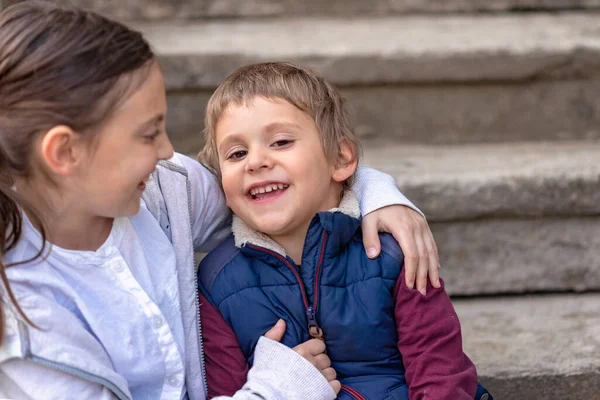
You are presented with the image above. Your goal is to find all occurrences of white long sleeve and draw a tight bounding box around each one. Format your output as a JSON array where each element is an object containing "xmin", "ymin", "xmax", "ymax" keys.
[{"xmin": 353, "ymin": 166, "xmax": 424, "ymax": 218}]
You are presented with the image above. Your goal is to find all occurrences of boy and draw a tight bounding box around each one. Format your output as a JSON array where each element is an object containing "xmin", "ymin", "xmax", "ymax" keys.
[{"xmin": 198, "ymin": 62, "xmax": 492, "ymax": 400}]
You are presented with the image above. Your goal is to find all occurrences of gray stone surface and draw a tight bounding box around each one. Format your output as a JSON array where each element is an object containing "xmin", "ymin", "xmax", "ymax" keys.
[
  {"xmin": 165, "ymin": 79, "xmax": 600, "ymax": 150},
  {"xmin": 342, "ymin": 80, "xmax": 600, "ymax": 144},
  {"xmin": 360, "ymin": 141, "xmax": 600, "ymax": 220},
  {"xmin": 140, "ymin": 13, "xmax": 600, "ymax": 87},
  {"xmin": 434, "ymin": 217, "xmax": 600, "ymax": 295},
  {"xmin": 456, "ymin": 293, "xmax": 600, "ymax": 399},
  {"xmin": 42, "ymin": 0, "xmax": 600, "ymax": 20},
  {"xmin": 147, "ymin": 13, "xmax": 600, "ymax": 145}
]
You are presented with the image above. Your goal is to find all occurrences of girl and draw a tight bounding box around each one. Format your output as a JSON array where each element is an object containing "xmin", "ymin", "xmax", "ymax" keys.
[{"xmin": 0, "ymin": 2, "xmax": 439, "ymax": 399}]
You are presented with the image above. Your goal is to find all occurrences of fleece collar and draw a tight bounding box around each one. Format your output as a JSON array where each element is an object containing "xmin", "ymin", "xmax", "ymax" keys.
[{"xmin": 232, "ymin": 190, "xmax": 360, "ymax": 258}]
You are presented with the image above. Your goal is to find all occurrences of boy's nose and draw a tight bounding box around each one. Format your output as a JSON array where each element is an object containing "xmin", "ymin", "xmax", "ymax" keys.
[{"xmin": 245, "ymin": 148, "xmax": 272, "ymax": 173}]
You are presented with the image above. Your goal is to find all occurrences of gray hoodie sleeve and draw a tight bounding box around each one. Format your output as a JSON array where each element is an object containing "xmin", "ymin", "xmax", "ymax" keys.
[{"xmin": 214, "ymin": 337, "xmax": 336, "ymax": 400}]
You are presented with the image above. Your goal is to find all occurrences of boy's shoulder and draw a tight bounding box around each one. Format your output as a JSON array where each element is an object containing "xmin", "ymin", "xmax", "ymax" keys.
[
  {"xmin": 198, "ymin": 234, "xmax": 240, "ymax": 294},
  {"xmin": 351, "ymin": 230, "xmax": 404, "ymax": 267},
  {"xmin": 378, "ymin": 232, "xmax": 405, "ymax": 266}
]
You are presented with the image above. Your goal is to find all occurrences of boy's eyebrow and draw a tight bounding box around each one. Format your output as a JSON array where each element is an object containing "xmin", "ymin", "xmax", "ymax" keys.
[
  {"xmin": 217, "ymin": 121, "xmax": 302, "ymax": 153},
  {"xmin": 135, "ymin": 114, "xmax": 164, "ymax": 134},
  {"xmin": 264, "ymin": 121, "xmax": 303, "ymax": 134},
  {"xmin": 218, "ymin": 133, "xmax": 244, "ymax": 154}
]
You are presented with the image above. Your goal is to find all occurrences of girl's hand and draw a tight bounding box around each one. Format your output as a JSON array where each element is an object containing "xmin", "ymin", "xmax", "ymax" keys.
[
  {"xmin": 361, "ymin": 205, "xmax": 441, "ymax": 295},
  {"xmin": 265, "ymin": 320, "xmax": 341, "ymax": 395}
]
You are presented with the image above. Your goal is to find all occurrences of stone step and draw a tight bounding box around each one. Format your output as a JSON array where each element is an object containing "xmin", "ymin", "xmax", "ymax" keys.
[
  {"xmin": 132, "ymin": 13, "xmax": 600, "ymax": 149},
  {"xmin": 361, "ymin": 141, "xmax": 600, "ymax": 221},
  {"xmin": 359, "ymin": 141, "xmax": 600, "ymax": 295},
  {"xmin": 40, "ymin": 0, "xmax": 600, "ymax": 20},
  {"xmin": 455, "ymin": 293, "xmax": 600, "ymax": 399}
]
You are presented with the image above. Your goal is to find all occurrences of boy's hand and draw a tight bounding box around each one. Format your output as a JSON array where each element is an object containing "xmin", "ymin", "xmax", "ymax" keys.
[
  {"xmin": 264, "ymin": 319, "xmax": 341, "ymax": 395},
  {"xmin": 361, "ymin": 205, "xmax": 441, "ymax": 295}
]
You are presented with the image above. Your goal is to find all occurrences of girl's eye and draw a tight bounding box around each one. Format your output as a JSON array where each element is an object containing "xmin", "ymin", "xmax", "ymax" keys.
[
  {"xmin": 144, "ymin": 130, "xmax": 161, "ymax": 141},
  {"xmin": 228, "ymin": 150, "xmax": 247, "ymax": 160},
  {"xmin": 272, "ymin": 139, "xmax": 293, "ymax": 147}
]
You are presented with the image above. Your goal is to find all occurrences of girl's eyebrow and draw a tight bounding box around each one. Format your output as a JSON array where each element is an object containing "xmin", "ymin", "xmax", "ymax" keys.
[{"xmin": 135, "ymin": 114, "xmax": 164, "ymax": 134}]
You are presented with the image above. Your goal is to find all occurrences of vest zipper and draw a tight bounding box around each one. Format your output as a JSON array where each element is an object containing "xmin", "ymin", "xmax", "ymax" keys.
[
  {"xmin": 341, "ymin": 384, "xmax": 367, "ymax": 400},
  {"xmin": 310, "ymin": 231, "xmax": 328, "ymax": 339},
  {"xmin": 247, "ymin": 230, "xmax": 328, "ymax": 340}
]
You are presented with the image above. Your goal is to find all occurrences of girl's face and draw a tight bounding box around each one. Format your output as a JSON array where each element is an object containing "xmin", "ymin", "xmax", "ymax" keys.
[{"xmin": 71, "ymin": 63, "xmax": 174, "ymax": 219}]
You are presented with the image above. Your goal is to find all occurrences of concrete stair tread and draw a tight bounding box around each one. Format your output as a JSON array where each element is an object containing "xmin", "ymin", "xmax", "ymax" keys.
[
  {"xmin": 456, "ymin": 293, "xmax": 600, "ymax": 398},
  {"xmin": 360, "ymin": 140, "xmax": 600, "ymax": 221},
  {"xmin": 137, "ymin": 12, "xmax": 600, "ymax": 89}
]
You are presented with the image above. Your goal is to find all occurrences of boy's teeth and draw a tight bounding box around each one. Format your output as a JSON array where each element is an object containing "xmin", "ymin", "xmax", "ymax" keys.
[{"xmin": 250, "ymin": 183, "xmax": 289, "ymax": 196}]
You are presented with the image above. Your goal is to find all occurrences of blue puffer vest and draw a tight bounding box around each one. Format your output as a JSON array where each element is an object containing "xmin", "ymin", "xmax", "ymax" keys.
[{"xmin": 199, "ymin": 197, "xmax": 492, "ymax": 400}]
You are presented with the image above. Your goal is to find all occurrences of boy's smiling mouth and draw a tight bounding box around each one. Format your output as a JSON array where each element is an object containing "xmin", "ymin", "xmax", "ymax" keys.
[{"xmin": 247, "ymin": 182, "xmax": 289, "ymax": 200}]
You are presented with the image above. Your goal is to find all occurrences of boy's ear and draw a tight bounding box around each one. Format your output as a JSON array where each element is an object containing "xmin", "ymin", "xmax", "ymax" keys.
[
  {"xmin": 331, "ymin": 139, "xmax": 358, "ymax": 183},
  {"xmin": 40, "ymin": 125, "xmax": 84, "ymax": 176}
]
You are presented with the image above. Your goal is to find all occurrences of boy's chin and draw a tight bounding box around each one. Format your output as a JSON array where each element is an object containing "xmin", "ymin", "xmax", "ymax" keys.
[{"xmin": 252, "ymin": 220, "xmax": 294, "ymax": 237}]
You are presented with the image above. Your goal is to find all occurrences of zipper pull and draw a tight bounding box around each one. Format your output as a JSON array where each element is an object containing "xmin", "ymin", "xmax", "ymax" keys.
[{"xmin": 306, "ymin": 306, "xmax": 324, "ymax": 340}]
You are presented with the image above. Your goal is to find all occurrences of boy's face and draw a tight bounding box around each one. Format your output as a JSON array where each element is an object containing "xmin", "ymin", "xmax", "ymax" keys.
[{"xmin": 215, "ymin": 96, "xmax": 352, "ymax": 243}]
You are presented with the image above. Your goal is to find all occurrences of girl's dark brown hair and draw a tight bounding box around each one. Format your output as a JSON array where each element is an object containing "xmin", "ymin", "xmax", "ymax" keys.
[{"xmin": 0, "ymin": 1, "xmax": 154, "ymax": 345}]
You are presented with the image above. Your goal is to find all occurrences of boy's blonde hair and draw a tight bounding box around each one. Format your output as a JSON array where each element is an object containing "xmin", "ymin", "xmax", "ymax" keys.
[{"xmin": 200, "ymin": 62, "xmax": 361, "ymax": 186}]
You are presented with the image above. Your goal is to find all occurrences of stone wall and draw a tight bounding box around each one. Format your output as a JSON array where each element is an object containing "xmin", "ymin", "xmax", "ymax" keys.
[{"xmin": 2, "ymin": 0, "xmax": 600, "ymax": 20}]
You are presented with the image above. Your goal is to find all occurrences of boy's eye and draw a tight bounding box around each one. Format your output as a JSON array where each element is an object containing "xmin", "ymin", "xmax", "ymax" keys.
[
  {"xmin": 272, "ymin": 139, "xmax": 293, "ymax": 147},
  {"xmin": 228, "ymin": 150, "xmax": 247, "ymax": 160}
]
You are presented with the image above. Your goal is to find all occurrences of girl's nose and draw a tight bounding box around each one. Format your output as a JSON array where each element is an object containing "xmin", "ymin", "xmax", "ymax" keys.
[{"xmin": 157, "ymin": 132, "xmax": 174, "ymax": 161}]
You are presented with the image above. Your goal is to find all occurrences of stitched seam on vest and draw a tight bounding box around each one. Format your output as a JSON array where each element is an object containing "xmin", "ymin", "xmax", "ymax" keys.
[
  {"xmin": 215, "ymin": 283, "xmax": 298, "ymax": 306},
  {"xmin": 380, "ymin": 249, "xmax": 403, "ymax": 267},
  {"xmin": 320, "ymin": 276, "xmax": 397, "ymax": 288}
]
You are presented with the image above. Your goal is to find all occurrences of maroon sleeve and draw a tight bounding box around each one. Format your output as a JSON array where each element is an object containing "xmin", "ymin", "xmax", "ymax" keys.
[
  {"xmin": 394, "ymin": 268, "xmax": 477, "ymax": 400},
  {"xmin": 199, "ymin": 290, "xmax": 249, "ymax": 398}
]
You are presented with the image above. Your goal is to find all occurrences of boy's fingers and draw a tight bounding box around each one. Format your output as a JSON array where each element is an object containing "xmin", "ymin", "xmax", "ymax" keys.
[
  {"xmin": 263, "ymin": 319, "xmax": 286, "ymax": 342},
  {"xmin": 360, "ymin": 213, "xmax": 381, "ymax": 259},
  {"xmin": 330, "ymin": 379, "xmax": 342, "ymax": 395},
  {"xmin": 322, "ymin": 367, "xmax": 337, "ymax": 382},
  {"xmin": 293, "ymin": 338, "xmax": 326, "ymax": 357},
  {"xmin": 313, "ymin": 353, "xmax": 332, "ymax": 370}
]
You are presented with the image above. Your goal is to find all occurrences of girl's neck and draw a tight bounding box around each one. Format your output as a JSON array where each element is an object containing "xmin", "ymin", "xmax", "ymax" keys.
[{"xmin": 16, "ymin": 180, "xmax": 113, "ymax": 251}]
